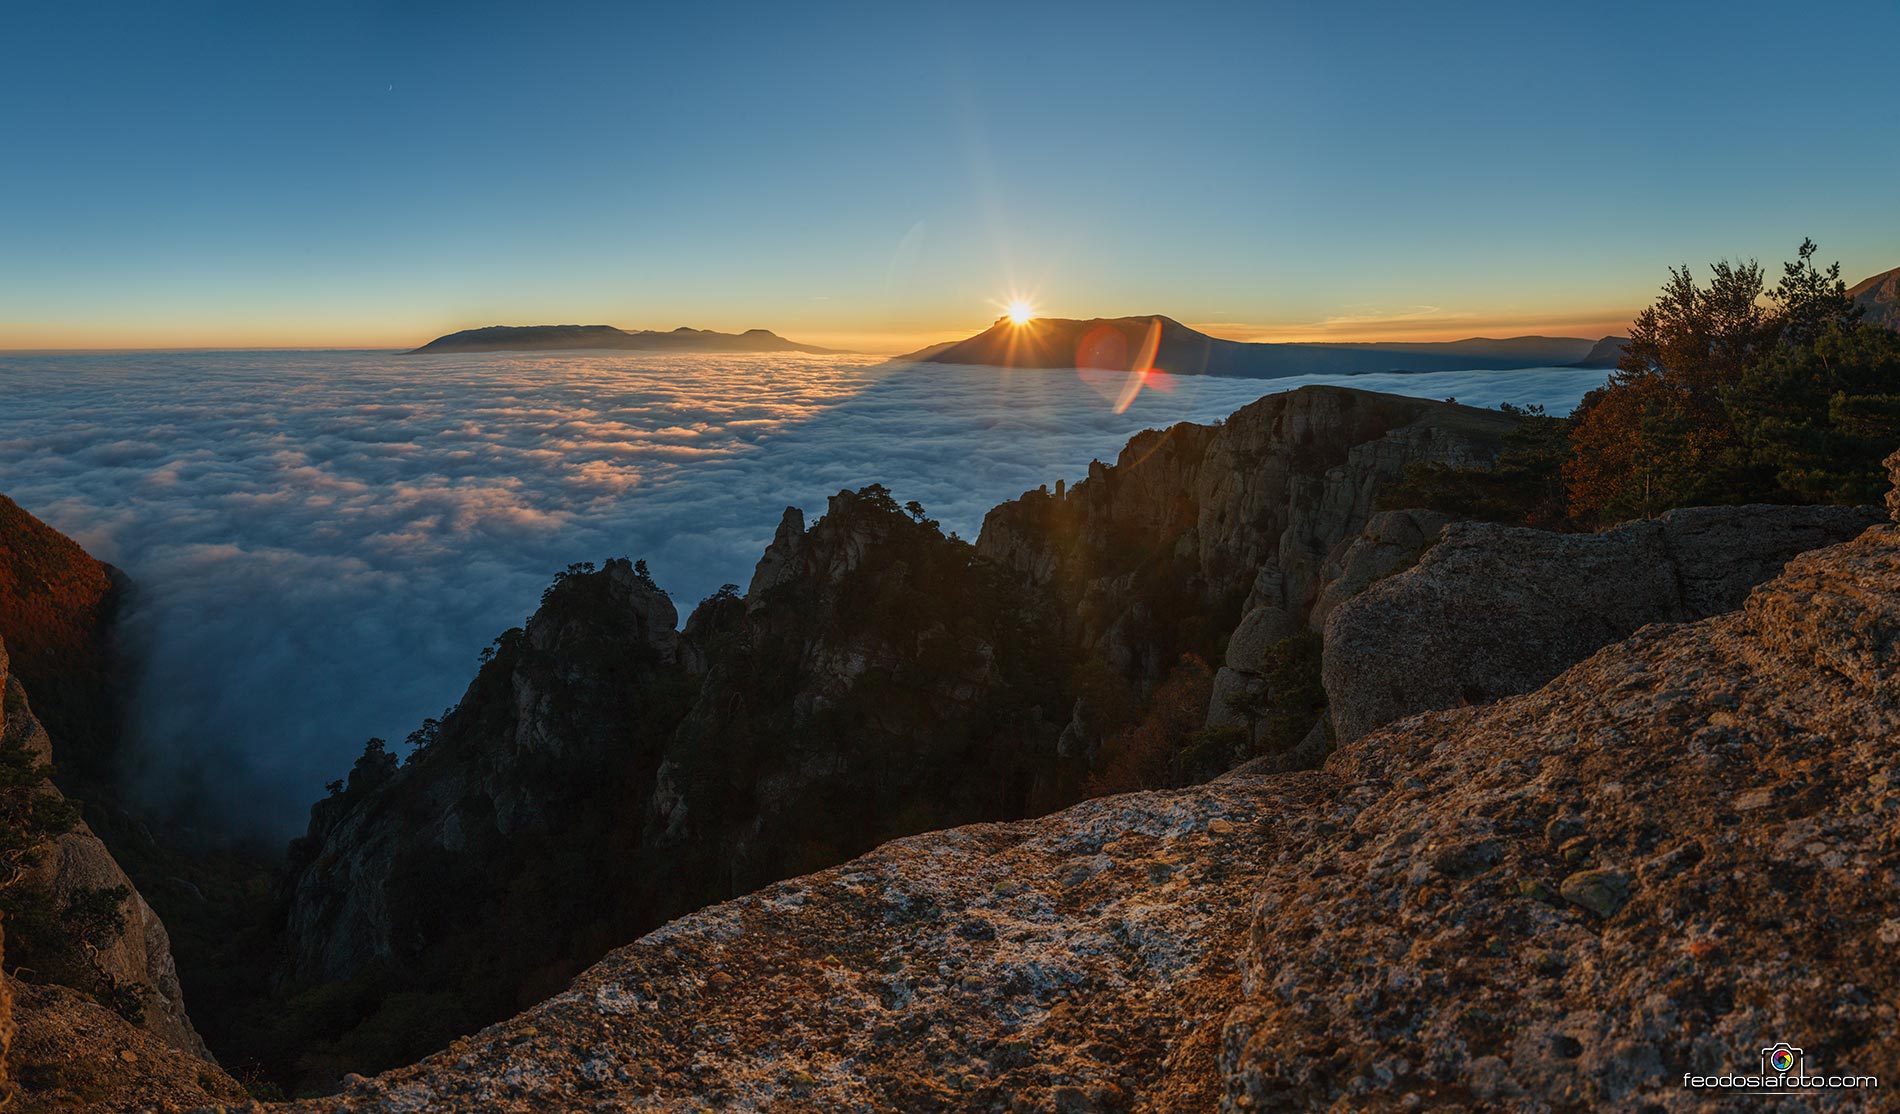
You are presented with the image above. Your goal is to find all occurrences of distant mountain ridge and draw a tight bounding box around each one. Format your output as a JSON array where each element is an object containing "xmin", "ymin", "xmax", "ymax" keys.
[
  {"xmin": 902, "ymin": 315, "xmax": 1598, "ymax": 377},
  {"xmin": 1571, "ymin": 335, "xmax": 1629, "ymax": 368},
  {"xmin": 408, "ymin": 324, "xmax": 842, "ymax": 355},
  {"xmin": 1849, "ymin": 265, "xmax": 1900, "ymax": 331}
]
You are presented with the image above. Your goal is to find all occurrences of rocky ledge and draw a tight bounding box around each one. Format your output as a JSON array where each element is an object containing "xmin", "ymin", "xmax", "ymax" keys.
[{"xmin": 252, "ymin": 516, "xmax": 1900, "ymax": 1112}]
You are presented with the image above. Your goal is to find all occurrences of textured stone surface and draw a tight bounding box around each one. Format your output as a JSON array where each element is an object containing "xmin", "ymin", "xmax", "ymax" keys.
[
  {"xmin": 286, "ymin": 778, "xmax": 1292, "ymax": 1114},
  {"xmin": 0, "ymin": 644, "xmax": 208, "ymax": 1060},
  {"xmin": 979, "ymin": 386, "xmax": 1517, "ymax": 756},
  {"xmin": 1308, "ymin": 508, "xmax": 1454, "ymax": 633},
  {"xmin": 3, "ymin": 978, "xmax": 243, "ymax": 1113},
  {"xmin": 1888, "ymin": 446, "xmax": 1900, "ymax": 521},
  {"xmin": 246, "ymin": 521, "xmax": 1900, "ymax": 1112},
  {"xmin": 979, "ymin": 387, "xmax": 1515, "ymax": 657},
  {"xmin": 1323, "ymin": 503, "xmax": 1884, "ymax": 743},
  {"xmin": 1224, "ymin": 523, "xmax": 1900, "ymax": 1109}
]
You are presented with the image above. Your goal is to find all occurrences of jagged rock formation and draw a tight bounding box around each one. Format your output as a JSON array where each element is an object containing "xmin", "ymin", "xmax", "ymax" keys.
[
  {"xmin": 0, "ymin": 637, "xmax": 208, "ymax": 1060},
  {"xmin": 978, "ymin": 387, "xmax": 1519, "ymax": 758},
  {"xmin": 272, "ymin": 487, "xmax": 1073, "ymax": 1082},
  {"xmin": 266, "ymin": 388, "xmax": 1536, "ymax": 1086},
  {"xmin": 268, "ymin": 513, "xmax": 1900, "ymax": 1111},
  {"xmin": 1322, "ymin": 503, "xmax": 1884, "ymax": 743},
  {"xmin": 251, "ymin": 390, "xmax": 1900, "ymax": 1094}
]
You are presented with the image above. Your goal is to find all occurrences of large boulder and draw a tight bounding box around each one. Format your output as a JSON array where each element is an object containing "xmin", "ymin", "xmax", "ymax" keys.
[
  {"xmin": 1323, "ymin": 503, "xmax": 1885, "ymax": 743},
  {"xmin": 1224, "ymin": 522, "xmax": 1900, "ymax": 1107},
  {"xmin": 1309, "ymin": 508, "xmax": 1455, "ymax": 634}
]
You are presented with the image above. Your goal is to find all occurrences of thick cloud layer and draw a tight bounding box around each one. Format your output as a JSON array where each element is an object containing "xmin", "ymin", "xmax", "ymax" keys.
[{"xmin": 0, "ymin": 350, "xmax": 1605, "ymax": 839}]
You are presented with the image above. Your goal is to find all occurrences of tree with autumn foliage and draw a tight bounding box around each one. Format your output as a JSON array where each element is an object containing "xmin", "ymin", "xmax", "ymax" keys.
[{"xmin": 1564, "ymin": 240, "xmax": 1900, "ymax": 525}]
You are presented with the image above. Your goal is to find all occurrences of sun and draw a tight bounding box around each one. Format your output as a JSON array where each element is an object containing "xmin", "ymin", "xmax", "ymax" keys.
[{"xmin": 1006, "ymin": 300, "xmax": 1036, "ymax": 325}]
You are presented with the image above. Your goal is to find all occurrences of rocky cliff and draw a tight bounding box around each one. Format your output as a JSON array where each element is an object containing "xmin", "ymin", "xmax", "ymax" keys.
[
  {"xmin": 0, "ymin": 493, "xmax": 123, "ymax": 786},
  {"xmin": 271, "ymin": 507, "xmax": 1900, "ymax": 1112},
  {"xmin": 1323, "ymin": 503, "xmax": 1886, "ymax": 742},
  {"xmin": 0, "ymin": 636, "xmax": 230, "ymax": 1110},
  {"xmin": 3, "ymin": 400, "xmax": 1893, "ymax": 1108},
  {"xmin": 977, "ymin": 386, "xmax": 1520, "ymax": 766},
  {"xmin": 265, "ymin": 388, "xmax": 1527, "ymax": 1086},
  {"xmin": 268, "ymin": 486, "xmax": 1075, "ymax": 1087}
]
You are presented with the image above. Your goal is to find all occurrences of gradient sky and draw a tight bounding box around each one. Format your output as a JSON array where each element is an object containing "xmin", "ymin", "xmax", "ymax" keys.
[{"xmin": 4, "ymin": 1, "xmax": 1897, "ymax": 353}]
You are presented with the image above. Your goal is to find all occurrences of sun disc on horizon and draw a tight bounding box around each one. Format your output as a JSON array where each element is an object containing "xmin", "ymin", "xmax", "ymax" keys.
[{"xmin": 1006, "ymin": 300, "xmax": 1036, "ymax": 325}]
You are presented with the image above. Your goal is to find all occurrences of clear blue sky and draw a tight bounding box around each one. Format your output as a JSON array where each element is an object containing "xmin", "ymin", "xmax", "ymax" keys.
[{"xmin": 4, "ymin": 0, "xmax": 1897, "ymax": 351}]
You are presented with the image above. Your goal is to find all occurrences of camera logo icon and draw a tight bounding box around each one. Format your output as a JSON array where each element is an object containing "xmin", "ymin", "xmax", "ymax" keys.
[{"xmin": 1761, "ymin": 1043, "xmax": 1802, "ymax": 1075}]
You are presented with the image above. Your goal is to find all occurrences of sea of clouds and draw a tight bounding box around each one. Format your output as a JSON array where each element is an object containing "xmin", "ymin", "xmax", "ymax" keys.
[{"xmin": 0, "ymin": 350, "xmax": 1607, "ymax": 839}]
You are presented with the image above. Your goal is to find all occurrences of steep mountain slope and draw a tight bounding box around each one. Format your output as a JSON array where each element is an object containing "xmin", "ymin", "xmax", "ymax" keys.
[
  {"xmin": 267, "ymin": 488, "xmax": 1076, "ymax": 1086},
  {"xmin": 264, "ymin": 387, "xmax": 1526, "ymax": 1086},
  {"xmin": 1569, "ymin": 334, "xmax": 1627, "ymax": 367},
  {"xmin": 407, "ymin": 324, "xmax": 840, "ymax": 354},
  {"xmin": 282, "ymin": 502, "xmax": 1900, "ymax": 1112},
  {"xmin": 978, "ymin": 386, "xmax": 1521, "ymax": 767},
  {"xmin": 0, "ymin": 638, "xmax": 214, "ymax": 1063},
  {"xmin": 1848, "ymin": 265, "xmax": 1900, "ymax": 330},
  {"xmin": 911, "ymin": 315, "xmax": 1595, "ymax": 376},
  {"xmin": 0, "ymin": 494, "xmax": 121, "ymax": 781}
]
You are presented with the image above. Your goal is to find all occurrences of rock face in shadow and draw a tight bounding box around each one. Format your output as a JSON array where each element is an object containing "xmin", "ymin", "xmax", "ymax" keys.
[
  {"xmin": 266, "ymin": 387, "xmax": 1533, "ymax": 1085},
  {"xmin": 979, "ymin": 386, "xmax": 1518, "ymax": 760},
  {"xmin": 274, "ymin": 487, "xmax": 1073, "ymax": 1076},
  {"xmin": 0, "ymin": 637, "xmax": 213, "ymax": 1068},
  {"xmin": 268, "ymin": 518, "xmax": 1900, "ymax": 1112},
  {"xmin": 1322, "ymin": 503, "xmax": 1886, "ymax": 743},
  {"xmin": 0, "ymin": 494, "xmax": 122, "ymax": 785}
]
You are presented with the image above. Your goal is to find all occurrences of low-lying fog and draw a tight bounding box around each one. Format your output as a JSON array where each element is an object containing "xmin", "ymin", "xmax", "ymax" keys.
[{"xmin": 0, "ymin": 350, "xmax": 1607, "ymax": 839}]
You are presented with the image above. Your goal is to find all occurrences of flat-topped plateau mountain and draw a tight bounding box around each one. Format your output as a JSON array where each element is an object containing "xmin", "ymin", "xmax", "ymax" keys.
[{"xmin": 407, "ymin": 324, "xmax": 842, "ymax": 355}]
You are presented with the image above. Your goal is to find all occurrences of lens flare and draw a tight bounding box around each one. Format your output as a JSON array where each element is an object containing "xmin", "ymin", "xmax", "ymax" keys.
[{"xmin": 1007, "ymin": 300, "xmax": 1036, "ymax": 325}]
